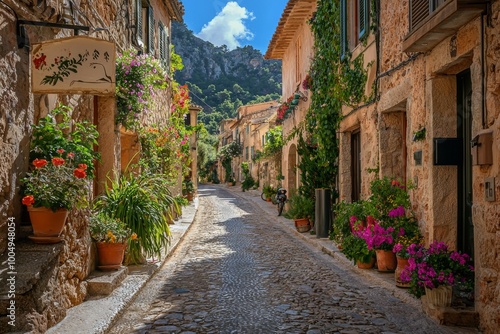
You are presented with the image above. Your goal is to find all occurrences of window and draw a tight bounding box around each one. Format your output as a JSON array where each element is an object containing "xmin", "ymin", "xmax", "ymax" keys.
[
  {"xmin": 158, "ymin": 22, "xmax": 170, "ymax": 69},
  {"xmin": 251, "ymin": 146, "xmax": 255, "ymax": 159},
  {"xmin": 245, "ymin": 146, "xmax": 249, "ymax": 160},
  {"xmin": 340, "ymin": 0, "xmax": 370, "ymax": 58},
  {"xmin": 135, "ymin": 1, "xmax": 155, "ymax": 54},
  {"xmin": 262, "ymin": 134, "xmax": 265, "ymax": 146},
  {"xmin": 358, "ymin": 0, "xmax": 369, "ymax": 40}
]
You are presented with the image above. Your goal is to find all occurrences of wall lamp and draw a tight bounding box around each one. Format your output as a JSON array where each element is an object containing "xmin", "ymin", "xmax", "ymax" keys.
[{"xmin": 289, "ymin": 91, "xmax": 308, "ymax": 107}]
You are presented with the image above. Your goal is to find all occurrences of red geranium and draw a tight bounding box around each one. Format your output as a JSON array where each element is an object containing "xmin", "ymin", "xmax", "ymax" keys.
[
  {"xmin": 52, "ymin": 157, "xmax": 65, "ymax": 166},
  {"xmin": 78, "ymin": 164, "xmax": 88, "ymax": 170},
  {"xmin": 33, "ymin": 158, "xmax": 47, "ymax": 169},
  {"xmin": 73, "ymin": 168, "xmax": 87, "ymax": 179},
  {"xmin": 22, "ymin": 195, "xmax": 35, "ymax": 206}
]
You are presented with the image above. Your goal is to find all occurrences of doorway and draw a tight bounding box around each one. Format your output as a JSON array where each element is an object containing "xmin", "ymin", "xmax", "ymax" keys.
[{"xmin": 457, "ymin": 69, "xmax": 474, "ymax": 257}]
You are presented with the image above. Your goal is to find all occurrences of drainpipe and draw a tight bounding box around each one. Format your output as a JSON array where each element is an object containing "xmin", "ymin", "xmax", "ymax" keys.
[{"xmin": 481, "ymin": 11, "xmax": 486, "ymax": 129}]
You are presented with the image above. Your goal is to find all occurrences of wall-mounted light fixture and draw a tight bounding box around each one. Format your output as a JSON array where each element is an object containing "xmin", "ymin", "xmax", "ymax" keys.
[{"xmin": 290, "ymin": 90, "xmax": 308, "ymax": 107}]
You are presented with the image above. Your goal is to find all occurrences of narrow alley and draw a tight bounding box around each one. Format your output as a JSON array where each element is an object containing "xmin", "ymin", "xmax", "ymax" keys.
[{"xmin": 108, "ymin": 185, "xmax": 458, "ymax": 334}]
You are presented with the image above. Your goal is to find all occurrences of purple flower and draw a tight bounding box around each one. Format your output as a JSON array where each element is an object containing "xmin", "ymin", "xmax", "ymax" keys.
[{"xmin": 388, "ymin": 205, "xmax": 405, "ymax": 218}]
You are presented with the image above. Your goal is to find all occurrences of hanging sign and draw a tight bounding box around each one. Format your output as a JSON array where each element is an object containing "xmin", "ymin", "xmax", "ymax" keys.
[{"xmin": 31, "ymin": 36, "xmax": 115, "ymax": 95}]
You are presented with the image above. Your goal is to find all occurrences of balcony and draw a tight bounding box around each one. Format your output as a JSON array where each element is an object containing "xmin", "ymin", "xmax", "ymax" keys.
[{"xmin": 403, "ymin": 0, "xmax": 489, "ymax": 52}]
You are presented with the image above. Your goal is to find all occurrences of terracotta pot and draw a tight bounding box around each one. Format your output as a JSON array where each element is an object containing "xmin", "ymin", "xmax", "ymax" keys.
[
  {"xmin": 96, "ymin": 242, "xmax": 127, "ymax": 270},
  {"xmin": 266, "ymin": 198, "xmax": 271, "ymax": 202},
  {"xmin": 375, "ymin": 249, "xmax": 397, "ymax": 272},
  {"xmin": 395, "ymin": 256, "xmax": 411, "ymax": 288},
  {"xmin": 294, "ymin": 218, "xmax": 311, "ymax": 233},
  {"xmin": 357, "ymin": 256, "xmax": 376, "ymax": 269},
  {"xmin": 187, "ymin": 192, "xmax": 194, "ymax": 201},
  {"xmin": 425, "ymin": 285, "xmax": 452, "ymax": 307},
  {"xmin": 28, "ymin": 206, "xmax": 69, "ymax": 237}
]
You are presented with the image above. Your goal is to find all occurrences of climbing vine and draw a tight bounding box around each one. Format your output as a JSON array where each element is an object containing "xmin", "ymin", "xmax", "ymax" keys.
[{"xmin": 299, "ymin": 0, "xmax": 370, "ymax": 198}]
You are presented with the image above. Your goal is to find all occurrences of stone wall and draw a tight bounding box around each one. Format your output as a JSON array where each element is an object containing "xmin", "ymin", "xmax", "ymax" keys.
[
  {"xmin": 379, "ymin": 0, "xmax": 500, "ymax": 332},
  {"xmin": 0, "ymin": 0, "xmax": 178, "ymax": 332}
]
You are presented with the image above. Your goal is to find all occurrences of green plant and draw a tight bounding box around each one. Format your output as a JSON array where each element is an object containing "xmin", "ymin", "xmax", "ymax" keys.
[
  {"xmin": 412, "ymin": 127, "xmax": 426, "ymax": 141},
  {"xmin": 174, "ymin": 195, "xmax": 189, "ymax": 207},
  {"xmin": 342, "ymin": 233, "xmax": 375, "ymax": 264},
  {"xmin": 21, "ymin": 155, "xmax": 90, "ymax": 211},
  {"xmin": 284, "ymin": 193, "xmax": 315, "ymax": 220},
  {"xmin": 182, "ymin": 179, "xmax": 194, "ymax": 194},
  {"xmin": 93, "ymin": 172, "xmax": 174, "ymax": 264},
  {"xmin": 89, "ymin": 213, "xmax": 133, "ymax": 244},
  {"xmin": 241, "ymin": 162, "xmax": 255, "ymax": 191},
  {"xmin": 29, "ymin": 103, "xmax": 99, "ymax": 178},
  {"xmin": 116, "ymin": 49, "xmax": 169, "ymax": 129},
  {"xmin": 262, "ymin": 184, "xmax": 276, "ymax": 199}
]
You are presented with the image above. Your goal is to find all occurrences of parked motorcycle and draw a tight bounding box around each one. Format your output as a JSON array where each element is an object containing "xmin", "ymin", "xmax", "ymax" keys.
[{"xmin": 276, "ymin": 187, "xmax": 287, "ymax": 216}]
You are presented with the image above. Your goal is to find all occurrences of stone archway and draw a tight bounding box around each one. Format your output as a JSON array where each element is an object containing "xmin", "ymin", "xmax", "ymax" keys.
[{"xmin": 288, "ymin": 144, "xmax": 297, "ymax": 193}]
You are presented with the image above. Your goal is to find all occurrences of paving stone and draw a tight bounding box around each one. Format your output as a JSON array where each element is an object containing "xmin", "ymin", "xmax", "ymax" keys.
[{"xmin": 109, "ymin": 185, "xmax": 470, "ymax": 334}]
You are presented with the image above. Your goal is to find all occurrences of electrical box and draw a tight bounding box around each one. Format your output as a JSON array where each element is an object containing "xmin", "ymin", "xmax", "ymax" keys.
[
  {"xmin": 471, "ymin": 130, "xmax": 493, "ymax": 166},
  {"xmin": 434, "ymin": 138, "xmax": 462, "ymax": 165},
  {"xmin": 485, "ymin": 177, "xmax": 495, "ymax": 202}
]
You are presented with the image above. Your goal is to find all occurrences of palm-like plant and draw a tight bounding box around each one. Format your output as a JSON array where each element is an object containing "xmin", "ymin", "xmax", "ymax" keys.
[{"xmin": 94, "ymin": 172, "xmax": 176, "ymax": 264}]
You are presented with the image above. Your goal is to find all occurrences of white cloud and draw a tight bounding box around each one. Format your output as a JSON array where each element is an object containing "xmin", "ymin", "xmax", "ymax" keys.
[{"xmin": 196, "ymin": 2, "xmax": 255, "ymax": 50}]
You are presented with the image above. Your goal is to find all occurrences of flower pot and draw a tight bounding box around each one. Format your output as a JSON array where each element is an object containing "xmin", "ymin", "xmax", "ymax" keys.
[
  {"xmin": 294, "ymin": 218, "xmax": 311, "ymax": 233},
  {"xmin": 357, "ymin": 256, "xmax": 376, "ymax": 269},
  {"xmin": 96, "ymin": 242, "xmax": 127, "ymax": 270},
  {"xmin": 187, "ymin": 192, "xmax": 194, "ymax": 201},
  {"xmin": 425, "ymin": 285, "xmax": 452, "ymax": 307},
  {"xmin": 266, "ymin": 197, "xmax": 271, "ymax": 202},
  {"xmin": 27, "ymin": 206, "xmax": 69, "ymax": 243},
  {"xmin": 375, "ymin": 249, "xmax": 397, "ymax": 272},
  {"xmin": 395, "ymin": 256, "xmax": 411, "ymax": 288}
]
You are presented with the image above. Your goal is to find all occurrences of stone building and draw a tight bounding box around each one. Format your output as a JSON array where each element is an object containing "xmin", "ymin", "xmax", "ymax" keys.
[
  {"xmin": 0, "ymin": 0, "xmax": 184, "ymax": 331},
  {"xmin": 376, "ymin": 0, "xmax": 500, "ymax": 331},
  {"xmin": 220, "ymin": 101, "xmax": 279, "ymax": 185},
  {"xmin": 265, "ymin": 0, "xmax": 316, "ymax": 194},
  {"xmin": 268, "ymin": 0, "xmax": 500, "ymax": 332}
]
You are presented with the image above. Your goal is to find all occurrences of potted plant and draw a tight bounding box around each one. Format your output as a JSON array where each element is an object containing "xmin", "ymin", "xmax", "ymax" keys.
[
  {"xmin": 262, "ymin": 184, "xmax": 276, "ymax": 202},
  {"xmin": 93, "ymin": 172, "xmax": 174, "ymax": 264},
  {"xmin": 21, "ymin": 104, "xmax": 99, "ymax": 243},
  {"xmin": 401, "ymin": 241, "xmax": 474, "ymax": 307},
  {"xmin": 343, "ymin": 216, "xmax": 376, "ymax": 269},
  {"xmin": 89, "ymin": 213, "xmax": 136, "ymax": 270},
  {"xmin": 284, "ymin": 193, "xmax": 314, "ymax": 232},
  {"xmin": 182, "ymin": 179, "xmax": 195, "ymax": 201}
]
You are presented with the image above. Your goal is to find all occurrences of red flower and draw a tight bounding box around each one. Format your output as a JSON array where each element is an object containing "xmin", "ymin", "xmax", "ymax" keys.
[
  {"xmin": 73, "ymin": 168, "xmax": 87, "ymax": 179},
  {"xmin": 366, "ymin": 215, "xmax": 376, "ymax": 227},
  {"xmin": 32, "ymin": 158, "xmax": 48, "ymax": 169},
  {"xmin": 57, "ymin": 148, "xmax": 65, "ymax": 154},
  {"xmin": 22, "ymin": 195, "xmax": 35, "ymax": 206},
  {"xmin": 67, "ymin": 152, "xmax": 75, "ymax": 158},
  {"xmin": 391, "ymin": 180, "xmax": 400, "ymax": 187},
  {"xmin": 52, "ymin": 157, "xmax": 65, "ymax": 166},
  {"xmin": 78, "ymin": 164, "xmax": 88, "ymax": 170}
]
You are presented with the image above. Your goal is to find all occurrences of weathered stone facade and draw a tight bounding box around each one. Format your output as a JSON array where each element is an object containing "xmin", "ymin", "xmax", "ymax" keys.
[
  {"xmin": 265, "ymin": 0, "xmax": 316, "ymax": 194},
  {"xmin": 0, "ymin": 0, "xmax": 183, "ymax": 331},
  {"xmin": 268, "ymin": 0, "xmax": 500, "ymax": 332}
]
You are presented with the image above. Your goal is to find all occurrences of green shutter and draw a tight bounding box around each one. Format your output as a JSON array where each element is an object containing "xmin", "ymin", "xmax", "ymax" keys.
[
  {"xmin": 136, "ymin": 0, "xmax": 143, "ymax": 46},
  {"xmin": 359, "ymin": 0, "xmax": 369, "ymax": 39},
  {"xmin": 340, "ymin": 0, "xmax": 348, "ymax": 59},
  {"xmin": 148, "ymin": 6, "xmax": 155, "ymax": 54},
  {"xmin": 159, "ymin": 23, "xmax": 165, "ymax": 66}
]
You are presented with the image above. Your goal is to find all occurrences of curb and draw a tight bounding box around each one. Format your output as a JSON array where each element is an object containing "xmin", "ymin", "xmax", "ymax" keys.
[{"xmin": 46, "ymin": 197, "xmax": 200, "ymax": 334}]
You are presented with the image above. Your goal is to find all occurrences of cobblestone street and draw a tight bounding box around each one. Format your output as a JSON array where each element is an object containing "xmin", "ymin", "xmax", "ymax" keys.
[{"xmin": 108, "ymin": 185, "xmax": 459, "ymax": 334}]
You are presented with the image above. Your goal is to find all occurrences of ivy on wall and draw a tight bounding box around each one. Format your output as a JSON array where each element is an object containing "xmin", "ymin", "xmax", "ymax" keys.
[{"xmin": 298, "ymin": 0, "xmax": 370, "ymax": 198}]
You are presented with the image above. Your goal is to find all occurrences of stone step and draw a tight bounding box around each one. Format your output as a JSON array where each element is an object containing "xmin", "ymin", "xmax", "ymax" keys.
[{"xmin": 86, "ymin": 267, "xmax": 129, "ymax": 296}]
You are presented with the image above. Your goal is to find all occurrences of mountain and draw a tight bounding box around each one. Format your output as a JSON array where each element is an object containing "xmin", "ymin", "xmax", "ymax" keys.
[{"xmin": 171, "ymin": 21, "xmax": 282, "ymax": 133}]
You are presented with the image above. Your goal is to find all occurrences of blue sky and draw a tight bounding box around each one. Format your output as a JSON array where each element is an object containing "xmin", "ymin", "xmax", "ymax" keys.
[{"xmin": 181, "ymin": 0, "xmax": 289, "ymax": 53}]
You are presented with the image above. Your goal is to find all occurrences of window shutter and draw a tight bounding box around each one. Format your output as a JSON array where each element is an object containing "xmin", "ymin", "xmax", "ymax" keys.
[
  {"xmin": 159, "ymin": 23, "xmax": 165, "ymax": 66},
  {"xmin": 358, "ymin": 0, "xmax": 369, "ymax": 39},
  {"xmin": 136, "ymin": 0, "xmax": 143, "ymax": 47},
  {"xmin": 410, "ymin": 0, "xmax": 430, "ymax": 31},
  {"xmin": 340, "ymin": 0, "xmax": 348, "ymax": 59},
  {"xmin": 148, "ymin": 6, "xmax": 155, "ymax": 54}
]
